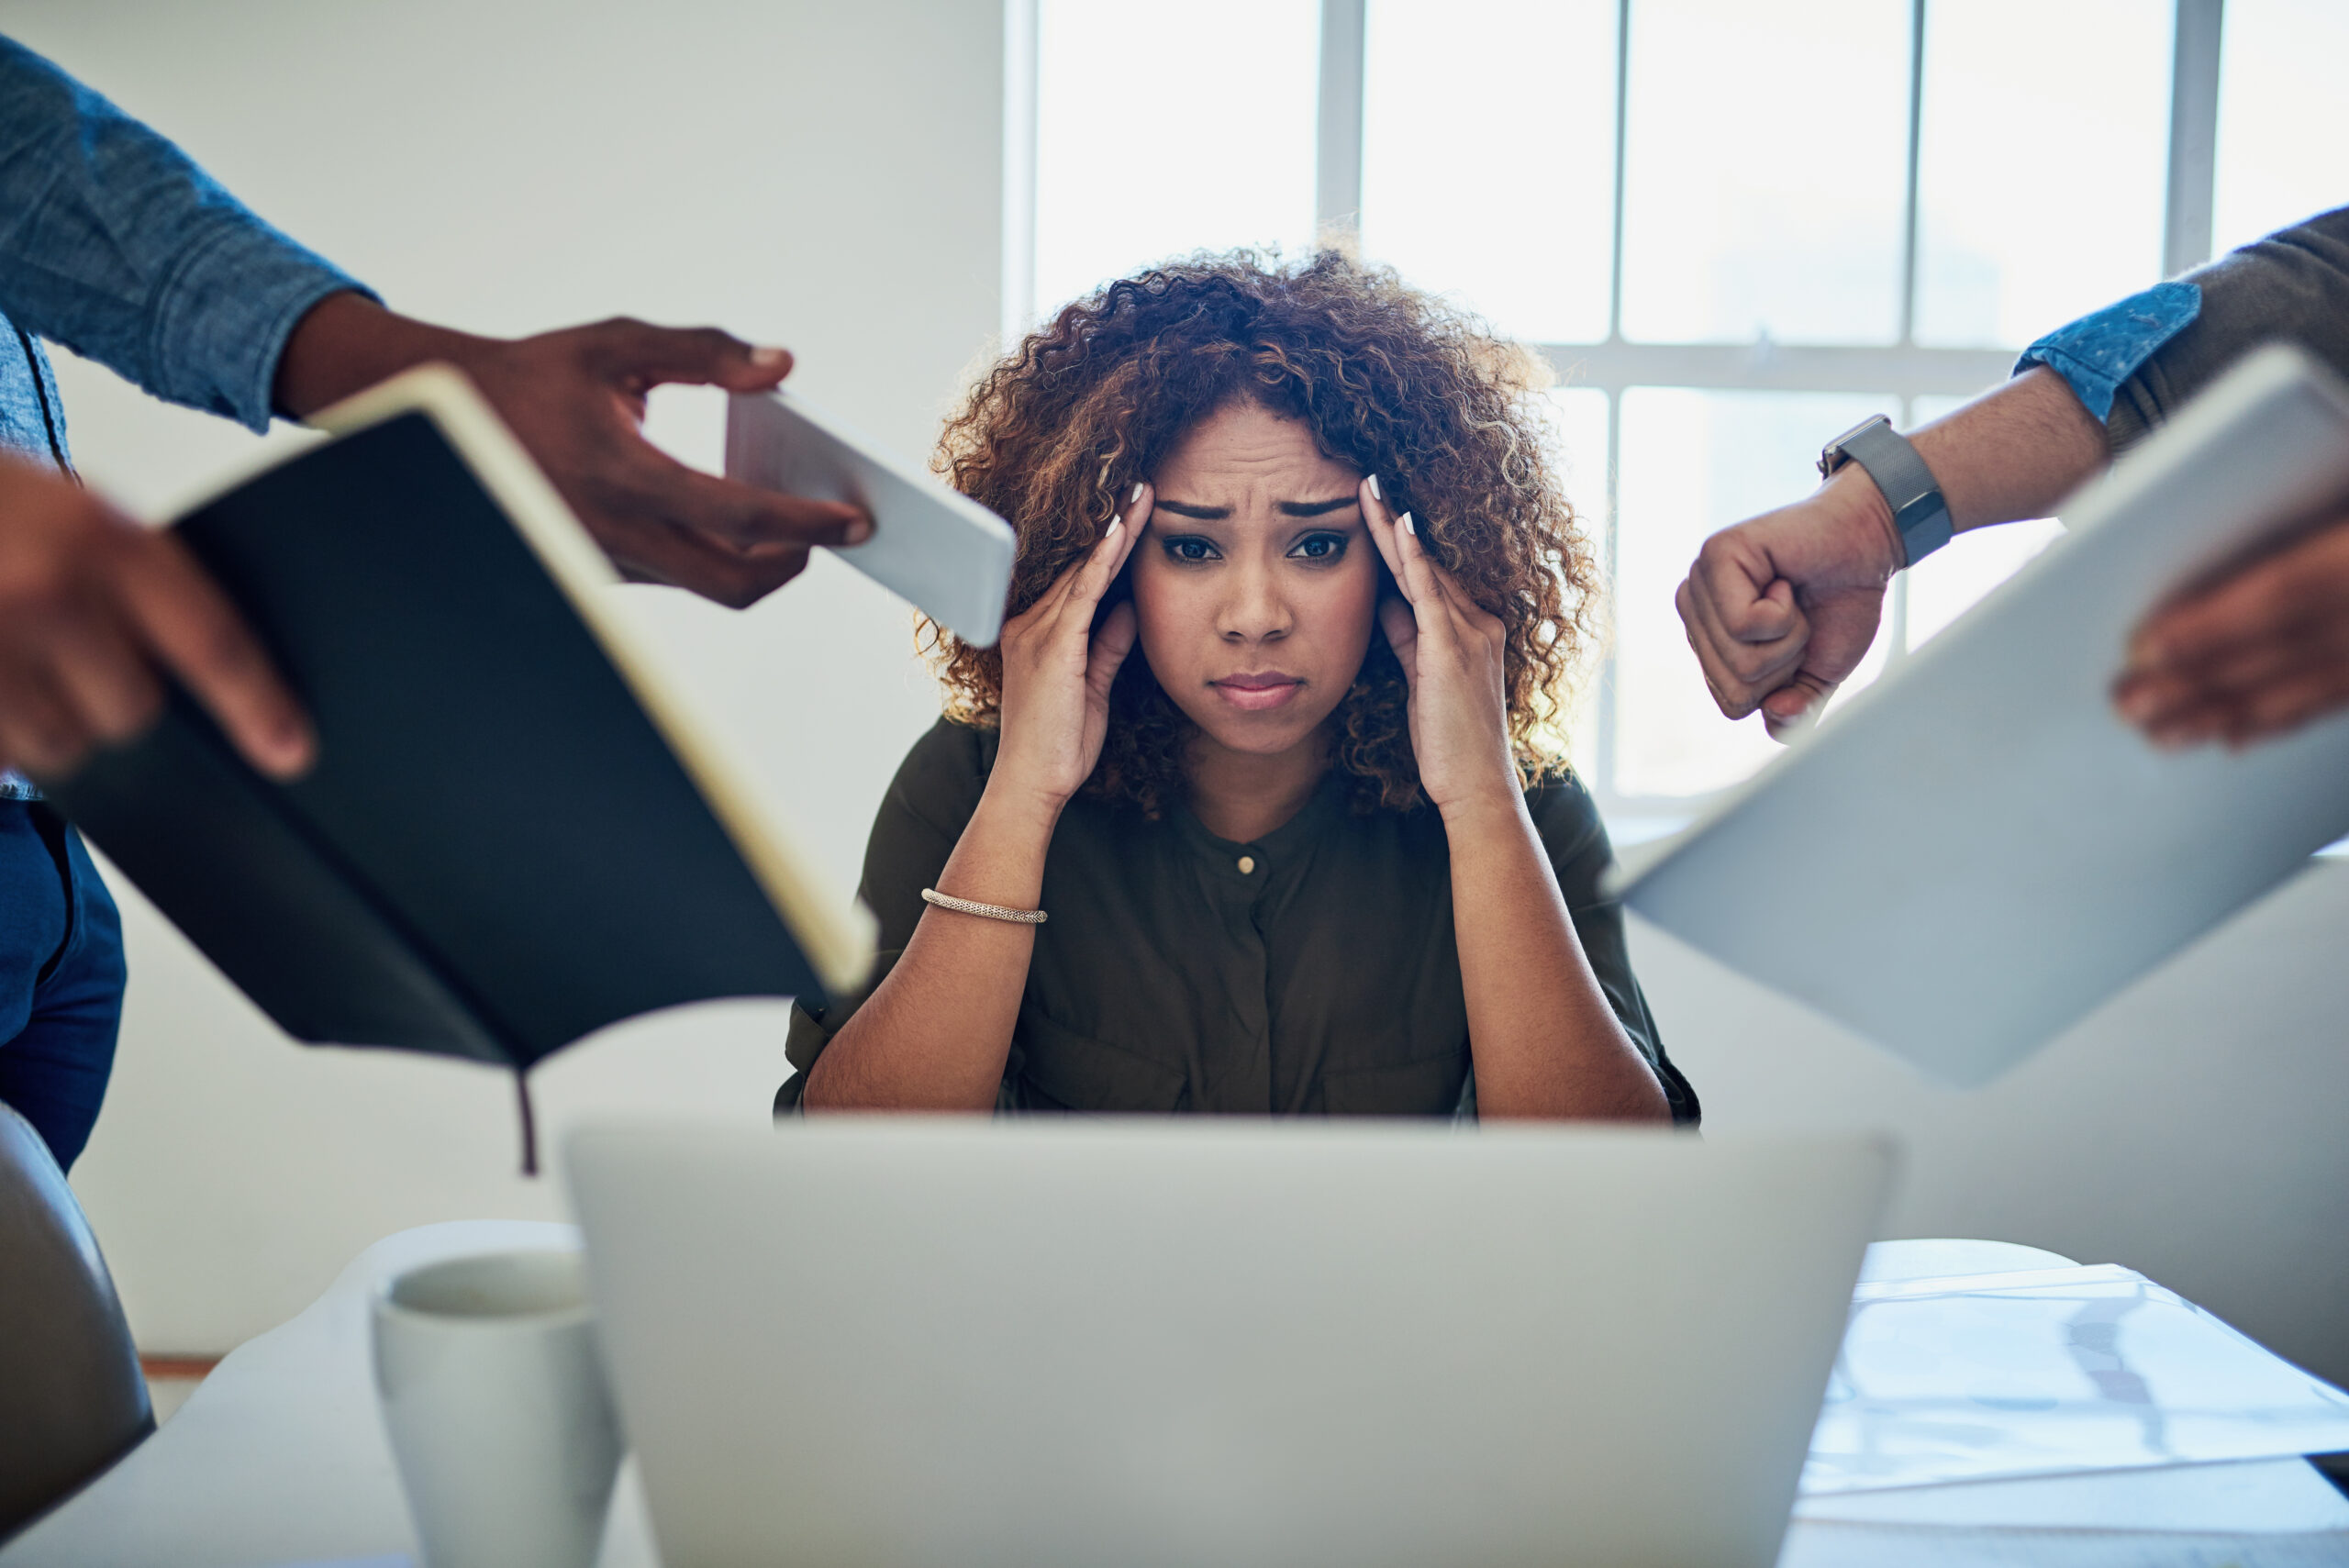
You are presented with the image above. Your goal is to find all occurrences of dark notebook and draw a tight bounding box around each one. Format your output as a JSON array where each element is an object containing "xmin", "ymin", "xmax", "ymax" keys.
[{"xmin": 47, "ymin": 367, "xmax": 874, "ymax": 1129}]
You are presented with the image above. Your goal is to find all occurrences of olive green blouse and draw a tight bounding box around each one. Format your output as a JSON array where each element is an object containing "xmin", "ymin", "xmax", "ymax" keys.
[{"xmin": 779, "ymin": 719, "xmax": 1698, "ymax": 1123}]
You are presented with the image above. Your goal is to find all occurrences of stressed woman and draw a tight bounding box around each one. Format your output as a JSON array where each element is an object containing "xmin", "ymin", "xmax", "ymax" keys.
[{"xmin": 783, "ymin": 252, "xmax": 1696, "ymax": 1123}]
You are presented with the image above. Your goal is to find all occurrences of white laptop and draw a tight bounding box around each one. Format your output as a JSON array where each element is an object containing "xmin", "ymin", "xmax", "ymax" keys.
[
  {"xmin": 567, "ymin": 1119, "xmax": 1893, "ymax": 1568},
  {"xmin": 1622, "ymin": 344, "xmax": 2349, "ymax": 1086}
]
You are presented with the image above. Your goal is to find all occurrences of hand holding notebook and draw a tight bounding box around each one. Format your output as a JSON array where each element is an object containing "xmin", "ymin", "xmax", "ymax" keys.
[{"xmin": 41, "ymin": 365, "xmax": 881, "ymax": 1167}]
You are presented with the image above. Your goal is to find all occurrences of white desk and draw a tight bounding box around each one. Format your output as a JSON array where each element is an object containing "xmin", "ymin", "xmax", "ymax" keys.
[{"xmin": 4, "ymin": 1224, "xmax": 2343, "ymax": 1568}]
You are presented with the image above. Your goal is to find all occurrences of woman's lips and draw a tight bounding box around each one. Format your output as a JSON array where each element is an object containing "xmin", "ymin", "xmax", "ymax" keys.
[{"xmin": 1210, "ymin": 673, "xmax": 1304, "ymax": 712}]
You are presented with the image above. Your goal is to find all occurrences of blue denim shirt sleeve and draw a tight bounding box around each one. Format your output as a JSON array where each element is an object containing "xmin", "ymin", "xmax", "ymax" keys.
[
  {"xmin": 2013, "ymin": 281, "xmax": 2202, "ymax": 423},
  {"xmin": 0, "ymin": 37, "xmax": 375, "ymax": 432}
]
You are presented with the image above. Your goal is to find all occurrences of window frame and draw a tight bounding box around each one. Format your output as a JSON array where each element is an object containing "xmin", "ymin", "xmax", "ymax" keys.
[{"xmin": 1008, "ymin": 0, "xmax": 2228, "ymax": 830}]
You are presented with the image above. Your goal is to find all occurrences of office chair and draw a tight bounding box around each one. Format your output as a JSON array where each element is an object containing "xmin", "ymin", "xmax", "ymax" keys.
[{"xmin": 0, "ymin": 1100, "xmax": 152, "ymax": 1539}]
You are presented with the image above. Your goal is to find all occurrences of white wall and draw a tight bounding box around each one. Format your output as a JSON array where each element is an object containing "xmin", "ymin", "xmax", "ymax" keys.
[{"xmin": 6, "ymin": 0, "xmax": 2345, "ymax": 1390}]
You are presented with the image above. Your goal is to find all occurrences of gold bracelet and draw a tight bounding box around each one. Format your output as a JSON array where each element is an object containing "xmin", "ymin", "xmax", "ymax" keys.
[{"xmin": 920, "ymin": 887, "xmax": 1048, "ymax": 925}]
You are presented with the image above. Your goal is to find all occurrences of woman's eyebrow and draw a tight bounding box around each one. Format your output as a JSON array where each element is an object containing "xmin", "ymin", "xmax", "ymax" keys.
[{"xmin": 1154, "ymin": 495, "xmax": 1358, "ymax": 519}]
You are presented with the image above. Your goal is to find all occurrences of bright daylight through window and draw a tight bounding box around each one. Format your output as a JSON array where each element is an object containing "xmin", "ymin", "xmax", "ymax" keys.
[{"xmin": 1017, "ymin": 0, "xmax": 2349, "ymax": 828}]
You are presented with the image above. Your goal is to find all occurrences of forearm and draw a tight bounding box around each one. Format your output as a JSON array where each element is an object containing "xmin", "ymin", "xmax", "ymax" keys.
[
  {"xmin": 1810, "ymin": 368, "xmax": 2110, "ymax": 565},
  {"xmin": 0, "ymin": 39, "xmax": 368, "ymax": 432},
  {"xmin": 1443, "ymin": 794, "xmax": 1670, "ymax": 1122},
  {"xmin": 273, "ymin": 292, "xmax": 493, "ymax": 419},
  {"xmin": 1740, "ymin": 365, "xmax": 2107, "ymax": 641},
  {"xmin": 801, "ymin": 787, "xmax": 1057, "ymax": 1111},
  {"xmin": 1913, "ymin": 367, "xmax": 2110, "ymax": 533}
]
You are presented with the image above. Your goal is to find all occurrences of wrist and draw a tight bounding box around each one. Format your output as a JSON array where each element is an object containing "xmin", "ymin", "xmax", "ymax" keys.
[
  {"xmin": 1817, "ymin": 465, "xmax": 1905, "ymax": 581},
  {"xmin": 1435, "ymin": 776, "xmax": 1531, "ymax": 839},
  {"xmin": 972, "ymin": 772, "xmax": 1069, "ymax": 844},
  {"xmin": 272, "ymin": 293, "xmax": 499, "ymax": 419}
]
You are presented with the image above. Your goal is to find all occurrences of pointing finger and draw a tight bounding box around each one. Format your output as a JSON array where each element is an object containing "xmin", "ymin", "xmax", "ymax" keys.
[
  {"xmin": 639, "ymin": 454, "xmax": 872, "ymax": 550},
  {"xmin": 39, "ymin": 599, "xmax": 165, "ymax": 747},
  {"xmin": 0, "ymin": 665, "xmax": 94, "ymax": 779},
  {"xmin": 113, "ymin": 529, "xmax": 314, "ymax": 779},
  {"xmin": 583, "ymin": 318, "xmax": 796, "ymax": 394}
]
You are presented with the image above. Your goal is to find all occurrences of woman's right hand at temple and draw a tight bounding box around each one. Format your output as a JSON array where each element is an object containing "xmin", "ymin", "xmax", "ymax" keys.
[
  {"xmin": 989, "ymin": 485, "xmax": 1150, "ymax": 815},
  {"xmin": 803, "ymin": 486, "xmax": 1148, "ymax": 1111}
]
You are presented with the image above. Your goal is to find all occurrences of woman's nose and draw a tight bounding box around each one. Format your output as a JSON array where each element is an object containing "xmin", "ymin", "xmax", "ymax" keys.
[{"xmin": 1217, "ymin": 559, "xmax": 1291, "ymax": 642}]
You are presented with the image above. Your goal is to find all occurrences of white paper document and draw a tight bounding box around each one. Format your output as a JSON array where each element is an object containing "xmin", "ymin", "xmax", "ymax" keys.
[
  {"xmin": 1804, "ymin": 1264, "xmax": 2349, "ymax": 1496},
  {"xmin": 1622, "ymin": 346, "xmax": 2349, "ymax": 1085}
]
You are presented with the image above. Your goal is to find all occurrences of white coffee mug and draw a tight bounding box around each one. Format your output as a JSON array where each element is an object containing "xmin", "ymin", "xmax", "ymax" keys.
[{"xmin": 373, "ymin": 1248, "xmax": 624, "ymax": 1568}]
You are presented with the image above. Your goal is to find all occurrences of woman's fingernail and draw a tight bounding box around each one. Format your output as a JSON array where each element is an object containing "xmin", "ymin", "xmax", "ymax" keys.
[
  {"xmin": 1367, "ymin": 473, "xmax": 1383, "ymax": 501},
  {"xmin": 845, "ymin": 516, "xmax": 874, "ymax": 543},
  {"xmin": 1400, "ymin": 511, "xmax": 1417, "ymax": 537},
  {"xmin": 750, "ymin": 346, "xmax": 791, "ymax": 368},
  {"xmin": 1130, "ymin": 482, "xmax": 1145, "ymax": 503},
  {"xmin": 1107, "ymin": 514, "xmax": 1122, "ymax": 537}
]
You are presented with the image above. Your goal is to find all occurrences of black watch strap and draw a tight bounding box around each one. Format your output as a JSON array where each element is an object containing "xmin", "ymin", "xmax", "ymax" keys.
[{"xmin": 1818, "ymin": 415, "xmax": 1953, "ymax": 568}]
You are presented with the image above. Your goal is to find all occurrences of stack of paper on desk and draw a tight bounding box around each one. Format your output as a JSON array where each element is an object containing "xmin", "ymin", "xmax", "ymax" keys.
[{"xmin": 1804, "ymin": 1263, "xmax": 2349, "ymax": 1496}]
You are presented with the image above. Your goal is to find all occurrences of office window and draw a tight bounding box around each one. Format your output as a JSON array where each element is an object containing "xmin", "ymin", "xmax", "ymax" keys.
[
  {"xmin": 1030, "ymin": 0, "xmax": 1319, "ymax": 317},
  {"xmin": 1019, "ymin": 1, "xmax": 2240, "ymax": 828},
  {"xmin": 1615, "ymin": 389, "xmax": 1896, "ymax": 797},
  {"xmin": 1360, "ymin": 0, "xmax": 1616, "ymax": 345},
  {"xmin": 1619, "ymin": 0, "xmax": 1911, "ymax": 347},
  {"xmin": 1913, "ymin": 0, "xmax": 2170, "ymax": 349},
  {"xmin": 2212, "ymin": 0, "xmax": 2349, "ymax": 256}
]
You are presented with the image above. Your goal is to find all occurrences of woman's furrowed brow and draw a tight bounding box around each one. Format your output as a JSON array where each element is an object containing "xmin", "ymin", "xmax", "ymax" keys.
[{"xmin": 1154, "ymin": 496, "xmax": 1359, "ymax": 518}]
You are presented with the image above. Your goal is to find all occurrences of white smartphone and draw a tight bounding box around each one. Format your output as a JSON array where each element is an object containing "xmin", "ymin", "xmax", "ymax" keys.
[{"xmin": 723, "ymin": 390, "xmax": 1018, "ymax": 646}]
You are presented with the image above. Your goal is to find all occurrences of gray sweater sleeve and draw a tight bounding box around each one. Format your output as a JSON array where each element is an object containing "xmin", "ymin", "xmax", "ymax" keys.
[{"xmin": 2108, "ymin": 206, "xmax": 2349, "ymax": 451}]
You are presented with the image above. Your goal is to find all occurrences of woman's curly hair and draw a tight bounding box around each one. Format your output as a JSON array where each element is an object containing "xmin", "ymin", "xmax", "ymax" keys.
[{"xmin": 925, "ymin": 248, "xmax": 1601, "ymax": 817}]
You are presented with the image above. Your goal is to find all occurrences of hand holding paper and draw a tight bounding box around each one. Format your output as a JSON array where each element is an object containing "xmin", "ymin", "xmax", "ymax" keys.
[
  {"xmin": 2116, "ymin": 502, "xmax": 2349, "ymax": 748},
  {"xmin": 276, "ymin": 295, "xmax": 874, "ymax": 608}
]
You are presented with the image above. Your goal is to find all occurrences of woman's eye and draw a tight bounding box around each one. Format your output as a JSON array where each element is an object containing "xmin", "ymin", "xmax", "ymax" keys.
[
  {"xmin": 1289, "ymin": 533, "xmax": 1347, "ymax": 562},
  {"xmin": 1163, "ymin": 537, "xmax": 1219, "ymax": 563}
]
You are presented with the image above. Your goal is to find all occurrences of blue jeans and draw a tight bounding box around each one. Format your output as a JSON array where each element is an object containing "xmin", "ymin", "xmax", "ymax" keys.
[{"xmin": 0, "ymin": 800, "xmax": 126, "ymax": 1173}]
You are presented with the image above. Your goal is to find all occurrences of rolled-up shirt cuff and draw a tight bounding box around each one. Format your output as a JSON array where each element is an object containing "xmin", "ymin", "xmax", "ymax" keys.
[
  {"xmin": 2013, "ymin": 281, "xmax": 2201, "ymax": 423},
  {"xmin": 149, "ymin": 219, "xmax": 377, "ymax": 433}
]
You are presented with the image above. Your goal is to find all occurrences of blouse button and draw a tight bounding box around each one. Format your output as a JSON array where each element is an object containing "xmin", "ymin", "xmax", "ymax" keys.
[{"xmin": 1237, "ymin": 855, "xmax": 1257, "ymax": 875}]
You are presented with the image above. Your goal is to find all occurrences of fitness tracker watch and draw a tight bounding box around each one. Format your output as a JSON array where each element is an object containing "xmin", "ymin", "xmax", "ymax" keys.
[{"xmin": 1817, "ymin": 415, "xmax": 1953, "ymax": 568}]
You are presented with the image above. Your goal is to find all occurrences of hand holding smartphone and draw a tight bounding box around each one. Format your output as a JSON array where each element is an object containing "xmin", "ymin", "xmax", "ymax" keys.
[{"xmin": 724, "ymin": 391, "xmax": 1018, "ymax": 645}]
